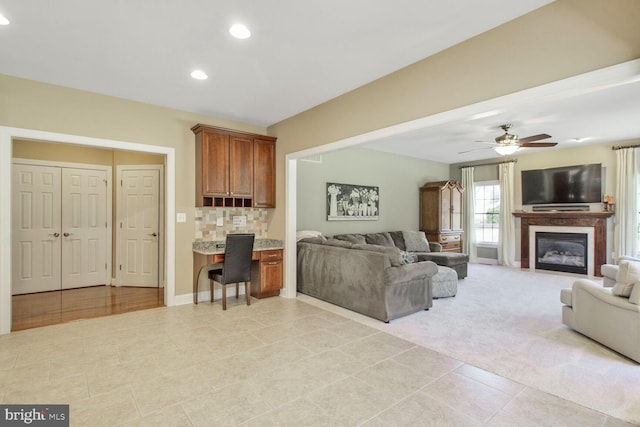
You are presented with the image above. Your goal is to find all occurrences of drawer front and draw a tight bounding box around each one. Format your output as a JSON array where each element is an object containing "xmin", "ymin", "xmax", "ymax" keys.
[
  {"xmin": 260, "ymin": 249, "xmax": 283, "ymax": 261},
  {"xmin": 441, "ymin": 241, "xmax": 461, "ymax": 252},
  {"xmin": 439, "ymin": 234, "xmax": 461, "ymax": 244},
  {"xmin": 439, "ymin": 233, "xmax": 462, "ymax": 253}
]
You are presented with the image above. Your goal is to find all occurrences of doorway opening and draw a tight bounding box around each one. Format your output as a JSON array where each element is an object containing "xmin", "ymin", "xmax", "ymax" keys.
[
  {"xmin": 0, "ymin": 126, "xmax": 176, "ymax": 335},
  {"xmin": 11, "ymin": 142, "xmax": 167, "ymax": 331}
]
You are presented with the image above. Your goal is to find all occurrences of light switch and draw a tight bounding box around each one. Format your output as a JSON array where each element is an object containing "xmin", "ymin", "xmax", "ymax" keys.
[
  {"xmin": 233, "ymin": 215, "xmax": 246, "ymax": 226},
  {"xmin": 176, "ymin": 212, "xmax": 187, "ymax": 223},
  {"xmin": 216, "ymin": 216, "xmax": 224, "ymax": 226}
]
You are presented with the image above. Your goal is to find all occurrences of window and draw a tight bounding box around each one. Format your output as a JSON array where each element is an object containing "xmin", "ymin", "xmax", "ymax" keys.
[{"xmin": 475, "ymin": 181, "xmax": 500, "ymax": 244}]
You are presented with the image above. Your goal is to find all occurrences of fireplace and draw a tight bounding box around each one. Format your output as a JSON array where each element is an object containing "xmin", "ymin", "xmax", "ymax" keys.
[
  {"xmin": 535, "ymin": 232, "xmax": 588, "ymax": 275},
  {"xmin": 512, "ymin": 211, "xmax": 613, "ymax": 277}
]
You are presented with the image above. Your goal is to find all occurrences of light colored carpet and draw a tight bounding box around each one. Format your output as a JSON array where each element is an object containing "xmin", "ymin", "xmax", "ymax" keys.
[{"xmin": 303, "ymin": 263, "xmax": 640, "ymax": 425}]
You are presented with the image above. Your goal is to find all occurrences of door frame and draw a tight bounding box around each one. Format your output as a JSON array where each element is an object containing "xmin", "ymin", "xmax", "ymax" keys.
[
  {"xmin": 0, "ymin": 126, "xmax": 176, "ymax": 335},
  {"xmin": 12, "ymin": 158, "xmax": 113, "ymax": 291},
  {"xmin": 115, "ymin": 164, "xmax": 165, "ymax": 287}
]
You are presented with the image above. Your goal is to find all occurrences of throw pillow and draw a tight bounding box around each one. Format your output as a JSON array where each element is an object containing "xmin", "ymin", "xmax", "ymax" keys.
[
  {"xmin": 615, "ymin": 260, "xmax": 640, "ymax": 284},
  {"xmin": 612, "ymin": 281, "xmax": 635, "ymax": 298},
  {"xmin": 612, "ymin": 260, "xmax": 640, "ymax": 297},
  {"xmin": 364, "ymin": 232, "xmax": 395, "ymax": 248},
  {"xmin": 296, "ymin": 230, "xmax": 326, "ymax": 242},
  {"xmin": 399, "ymin": 251, "xmax": 417, "ymax": 265},
  {"xmin": 402, "ymin": 230, "xmax": 431, "ymax": 253}
]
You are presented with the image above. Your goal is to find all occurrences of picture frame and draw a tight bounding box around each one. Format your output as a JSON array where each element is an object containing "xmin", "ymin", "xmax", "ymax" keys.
[{"xmin": 327, "ymin": 182, "xmax": 379, "ymax": 221}]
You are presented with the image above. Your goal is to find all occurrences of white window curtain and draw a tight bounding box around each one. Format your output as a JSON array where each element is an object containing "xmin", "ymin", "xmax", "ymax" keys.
[
  {"xmin": 498, "ymin": 162, "xmax": 516, "ymax": 266},
  {"xmin": 614, "ymin": 147, "xmax": 638, "ymax": 260},
  {"xmin": 461, "ymin": 167, "xmax": 477, "ymax": 262}
]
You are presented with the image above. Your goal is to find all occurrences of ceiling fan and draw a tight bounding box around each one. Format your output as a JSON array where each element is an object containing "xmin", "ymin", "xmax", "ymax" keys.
[{"xmin": 460, "ymin": 124, "xmax": 558, "ymax": 155}]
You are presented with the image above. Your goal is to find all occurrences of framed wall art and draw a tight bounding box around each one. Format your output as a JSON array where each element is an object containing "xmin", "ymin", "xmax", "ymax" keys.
[{"xmin": 327, "ymin": 182, "xmax": 379, "ymax": 221}]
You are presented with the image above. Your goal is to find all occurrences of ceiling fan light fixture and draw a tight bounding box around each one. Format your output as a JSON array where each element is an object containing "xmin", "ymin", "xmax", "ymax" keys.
[{"xmin": 494, "ymin": 145, "xmax": 519, "ymax": 156}]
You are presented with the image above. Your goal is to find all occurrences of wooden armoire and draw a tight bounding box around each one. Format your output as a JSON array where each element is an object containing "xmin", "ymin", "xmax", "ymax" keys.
[{"xmin": 419, "ymin": 180, "xmax": 464, "ymax": 253}]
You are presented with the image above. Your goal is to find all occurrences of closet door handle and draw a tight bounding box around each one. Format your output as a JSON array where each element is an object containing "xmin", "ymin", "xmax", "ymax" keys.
[
  {"xmin": 149, "ymin": 232, "xmax": 158, "ymax": 237},
  {"xmin": 52, "ymin": 232, "xmax": 60, "ymax": 238},
  {"xmin": 63, "ymin": 232, "xmax": 73, "ymax": 237}
]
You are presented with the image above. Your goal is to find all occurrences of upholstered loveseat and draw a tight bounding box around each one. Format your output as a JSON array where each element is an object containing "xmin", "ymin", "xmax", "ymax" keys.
[
  {"xmin": 333, "ymin": 231, "xmax": 468, "ymax": 279},
  {"xmin": 297, "ymin": 236, "xmax": 439, "ymax": 322}
]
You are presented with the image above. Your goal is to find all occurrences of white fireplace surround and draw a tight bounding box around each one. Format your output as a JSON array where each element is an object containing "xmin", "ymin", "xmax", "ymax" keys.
[{"xmin": 529, "ymin": 226, "xmax": 595, "ymax": 276}]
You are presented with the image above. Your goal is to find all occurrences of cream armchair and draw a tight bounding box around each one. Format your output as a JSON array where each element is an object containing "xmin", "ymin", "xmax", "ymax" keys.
[
  {"xmin": 601, "ymin": 255, "xmax": 640, "ymax": 287},
  {"xmin": 561, "ymin": 275, "xmax": 640, "ymax": 363}
]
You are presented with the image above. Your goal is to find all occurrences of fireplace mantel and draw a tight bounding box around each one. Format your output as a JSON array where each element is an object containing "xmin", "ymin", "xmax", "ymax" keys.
[{"xmin": 512, "ymin": 211, "xmax": 614, "ymax": 277}]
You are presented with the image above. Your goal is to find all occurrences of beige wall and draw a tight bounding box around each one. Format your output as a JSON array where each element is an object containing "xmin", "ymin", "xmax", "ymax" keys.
[{"xmin": 2, "ymin": 0, "xmax": 640, "ymax": 298}]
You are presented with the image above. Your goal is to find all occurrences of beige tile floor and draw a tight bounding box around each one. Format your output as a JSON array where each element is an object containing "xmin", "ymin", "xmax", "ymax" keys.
[{"xmin": 0, "ymin": 297, "xmax": 635, "ymax": 426}]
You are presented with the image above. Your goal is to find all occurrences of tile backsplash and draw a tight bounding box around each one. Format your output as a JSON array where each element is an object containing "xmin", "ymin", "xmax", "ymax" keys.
[{"xmin": 195, "ymin": 207, "xmax": 268, "ymax": 241}]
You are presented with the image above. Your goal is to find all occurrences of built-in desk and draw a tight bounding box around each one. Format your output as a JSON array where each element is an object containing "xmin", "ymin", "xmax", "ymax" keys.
[{"xmin": 192, "ymin": 239, "xmax": 283, "ymax": 304}]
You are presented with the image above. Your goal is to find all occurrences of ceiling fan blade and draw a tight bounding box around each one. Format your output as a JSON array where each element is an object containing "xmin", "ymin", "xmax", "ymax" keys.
[
  {"xmin": 518, "ymin": 133, "xmax": 551, "ymax": 143},
  {"xmin": 519, "ymin": 142, "xmax": 558, "ymax": 148}
]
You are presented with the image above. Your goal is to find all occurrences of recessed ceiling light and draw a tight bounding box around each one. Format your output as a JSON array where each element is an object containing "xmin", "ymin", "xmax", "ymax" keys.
[
  {"xmin": 0, "ymin": 13, "xmax": 9, "ymax": 25},
  {"xmin": 229, "ymin": 23, "xmax": 251, "ymax": 39},
  {"xmin": 190, "ymin": 70, "xmax": 208, "ymax": 80}
]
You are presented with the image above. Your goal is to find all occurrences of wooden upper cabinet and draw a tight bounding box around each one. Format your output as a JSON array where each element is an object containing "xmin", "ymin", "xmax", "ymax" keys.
[
  {"xmin": 253, "ymin": 138, "xmax": 276, "ymax": 208},
  {"xmin": 200, "ymin": 131, "xmax": 229, "ymax": 196},
  {"xmin": 192, "ymin": 124, "xmax": 276, "ymax": 207},
  {"xmin": 228, "ymin": 135, "xmax": 253, "ymax": 197}
]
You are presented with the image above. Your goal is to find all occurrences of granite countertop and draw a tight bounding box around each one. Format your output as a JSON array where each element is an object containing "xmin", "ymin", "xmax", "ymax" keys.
[{"xmin": 193, "ymin": 238, "xmax": 284, "ymax": 255}]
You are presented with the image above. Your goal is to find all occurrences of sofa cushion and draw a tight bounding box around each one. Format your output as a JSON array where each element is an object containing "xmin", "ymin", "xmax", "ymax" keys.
[
  {"xmin": 613, "ymin": 260, "xmax": 640, "ymax": 297},
  {"xmin": 402, "ymin": 231, "xmax": 431, "ymax": 253},
  {"xmin": 389, "ymin": 231, "xmax": 406, "ymax": 250},
  {"xmin": 323, "ymin": 239, "xmax": 353, "ymax": 248},
  {"xmin": 299, "ymin": 237, "xmax": 326, "ymax": 245},
  {"xmin": 333, "ymin": 233, "xmax": 366, "ymax": 244},
  {"xmin": 364, "ymin": 232, "xmax": 395, "ymax": 247},
  {"xmin": 352, "ymin": 243, "xmax": 403, "ymax": 267}
]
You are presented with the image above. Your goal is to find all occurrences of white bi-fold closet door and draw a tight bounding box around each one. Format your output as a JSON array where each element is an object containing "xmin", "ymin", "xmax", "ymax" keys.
[{"xmin": 12, "ymin": 163, "xmax": 109, "ymax": 295}]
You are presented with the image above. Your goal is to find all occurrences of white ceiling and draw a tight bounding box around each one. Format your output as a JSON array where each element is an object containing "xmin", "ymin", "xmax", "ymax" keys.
[
  {"xmin": 0, "ymin": 0, "xmax": 552, "ymax": 128},
  {"xmin": 2, "ymin": 1, "xmax": 638, "ymax": 165}
]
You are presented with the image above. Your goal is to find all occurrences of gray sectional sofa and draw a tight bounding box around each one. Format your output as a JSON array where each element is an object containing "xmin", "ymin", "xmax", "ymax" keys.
[
  {"xmin": 297, "ymin": 236, "xmax": 439, "ymax": 322},
  {"xmin": 333, "ymin": 231, "xmax": 468, "ymax": 279}
]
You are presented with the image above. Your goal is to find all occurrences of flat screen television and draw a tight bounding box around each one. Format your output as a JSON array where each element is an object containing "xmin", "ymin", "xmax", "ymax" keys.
[{"xmin": 521, "ymin": 163, "xmax": 602, "ymax": 205}]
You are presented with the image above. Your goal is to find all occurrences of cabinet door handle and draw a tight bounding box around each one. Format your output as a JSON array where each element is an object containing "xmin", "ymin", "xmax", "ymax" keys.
[{"xmin": 265, "ymin": 261, "xmax": 279, "ymax": 265}]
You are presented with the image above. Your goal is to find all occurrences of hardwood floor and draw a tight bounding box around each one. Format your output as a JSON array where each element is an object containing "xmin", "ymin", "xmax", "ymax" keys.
[{"xmin": 11, "ymin": 285, "xmax": 164, "ymax": 331}]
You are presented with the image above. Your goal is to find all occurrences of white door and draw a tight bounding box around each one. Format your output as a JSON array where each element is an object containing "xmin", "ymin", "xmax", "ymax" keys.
[
  {"xmin": 120, "ymin": 169, "xmax": 160, "ymax": 287},
  {"xmin": 12, "ymin": 165, "xmax": 62, "ymax": 294},
  {"xmin": 61, "ymin": 168, "xmax": 108, "ymax": 289}
]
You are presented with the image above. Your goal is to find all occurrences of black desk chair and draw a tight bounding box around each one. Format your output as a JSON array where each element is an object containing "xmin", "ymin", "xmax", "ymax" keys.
[{"xmin": 207, "ymin": 233, "xmax": 255, "ymax": 310}]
